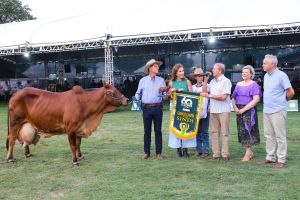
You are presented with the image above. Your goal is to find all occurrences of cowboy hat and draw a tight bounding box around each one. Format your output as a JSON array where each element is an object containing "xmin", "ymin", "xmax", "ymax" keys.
[
  {"xmin": 144, "ymin": 59, "xmax": 163, "ymax": 73},
  {"xmin": 192, "ymin": 67, "xmax": 211, "ymax": 77},
  {"xmin": 193, "ymin": 68, "xmax": 204, "ymax": 76}
]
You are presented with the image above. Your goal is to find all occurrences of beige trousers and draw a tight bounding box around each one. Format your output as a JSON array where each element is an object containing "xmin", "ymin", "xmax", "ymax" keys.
[
  {"xmin": 263, "ymin": 111, "xmax": 287, "ymax": 163},
  {"xmin": 210, "ymin": 112, "xmax": 230, "ymax": 157}
]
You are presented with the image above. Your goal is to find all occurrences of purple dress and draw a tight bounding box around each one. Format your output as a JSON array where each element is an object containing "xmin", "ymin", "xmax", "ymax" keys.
[{"xmin": 231, "ymin": 82, "xmax": 261, "ymax": 147}]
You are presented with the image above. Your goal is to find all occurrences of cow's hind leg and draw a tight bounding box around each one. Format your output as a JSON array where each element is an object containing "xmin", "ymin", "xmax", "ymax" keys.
[
  {"xmin": 68, "ymin": 133, "xmax": 79, "ymax": 166},
  {"xmin": 6, "ymin": 133, "xmax": 17, "ymax": 163},
  {"xmin": 24, "ymin": 146, "xmax": 32, "ymax": 158},
  {"xmin": 76, "ymin": 136, "xmax": 84, "ymax": 161}
]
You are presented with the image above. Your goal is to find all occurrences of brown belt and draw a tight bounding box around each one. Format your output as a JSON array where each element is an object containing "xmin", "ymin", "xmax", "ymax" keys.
[{"xmin": 143, "ymin": 103, "xmax": 162, "ymax": 107}]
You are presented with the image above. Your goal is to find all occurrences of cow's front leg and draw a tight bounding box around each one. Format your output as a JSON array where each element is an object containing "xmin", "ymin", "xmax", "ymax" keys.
[
  {"xmin": 76, "ymin": 136, "xmax": 84, "ymax": 161},
  {"xmin": 68, "ymin": 133, "xmax": 79, "ymax": 166}
]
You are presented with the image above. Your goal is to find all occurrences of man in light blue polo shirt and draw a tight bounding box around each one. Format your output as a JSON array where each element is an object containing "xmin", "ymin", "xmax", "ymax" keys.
[
  {"xmin": 261, "ymin": 54, "xmax": 295, "ymax": 169},
  {"xmin": 135, "ymin": 59, "xmax": 166, "ymax": 160}
]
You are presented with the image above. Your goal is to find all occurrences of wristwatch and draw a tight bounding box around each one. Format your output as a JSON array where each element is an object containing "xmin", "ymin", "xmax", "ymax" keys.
[{"xmin": 209, "ymin": 94, "xmax": 212, "ymax": 98}]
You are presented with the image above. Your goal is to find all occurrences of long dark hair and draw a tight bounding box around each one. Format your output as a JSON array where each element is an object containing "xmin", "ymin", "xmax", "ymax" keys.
[{"xmin": 170, "ymin": 63, "xmax": 187, "ymax": 81}]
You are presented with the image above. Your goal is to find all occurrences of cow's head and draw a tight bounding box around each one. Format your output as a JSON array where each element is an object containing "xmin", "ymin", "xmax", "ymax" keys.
[{"xmin": 104, "ymin": 84, "xmax": 129, "ymax": 106}]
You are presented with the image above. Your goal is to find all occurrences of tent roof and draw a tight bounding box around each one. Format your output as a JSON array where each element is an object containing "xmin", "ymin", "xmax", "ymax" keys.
[{"xmin": 1, "ymin": 0, "xmax": 300, "ymax": 49}]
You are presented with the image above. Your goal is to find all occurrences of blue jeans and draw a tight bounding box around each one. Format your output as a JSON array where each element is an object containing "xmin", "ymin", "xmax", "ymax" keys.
[
  {"xmin": 196, "ymin": 115, "xmax": 210, "ymax": 154},
  {"xmin": 142, "ymin": 106, "xmax": 163, "ymax": 155}
]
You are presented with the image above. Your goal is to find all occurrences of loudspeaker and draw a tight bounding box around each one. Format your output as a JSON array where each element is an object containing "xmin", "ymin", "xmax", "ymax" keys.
[{"xmin": 64, "ymin": 64, "xmax": 71, "ymax": 73}]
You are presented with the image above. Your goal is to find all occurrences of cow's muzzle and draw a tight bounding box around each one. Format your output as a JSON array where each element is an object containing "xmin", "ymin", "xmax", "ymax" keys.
[{"xmin": 106, "ymin": 92, "xmax": 128, "ymax": 106}]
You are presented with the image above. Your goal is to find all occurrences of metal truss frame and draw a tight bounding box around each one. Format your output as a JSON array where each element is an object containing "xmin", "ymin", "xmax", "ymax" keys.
[
  {"xmin": 1, "ymin": 22, "xmax": 300, "ymax": 56},
  {"xmin": 0, "ymin": 41, "xmax": 104, "ymax": 56},
  {"xmin": 1, "ymin": 22, "xmax": 300, "ymax": 85},
  {"xmin": 109, "ymin": 22, "xmax": 300, "ymax": 47}
]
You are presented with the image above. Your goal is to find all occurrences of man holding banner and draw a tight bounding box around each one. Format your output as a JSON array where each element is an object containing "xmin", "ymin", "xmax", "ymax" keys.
[
  {"xmin": 201, "ymin": 63, "xmax": 232, "ymax": 161},
  {"xmin": 192, "ymin": 67, "xmax": 210, "ymax": 158},
  {"xmin": 135, "ymin": 59, "xmax": 166, "ymax": 160}
]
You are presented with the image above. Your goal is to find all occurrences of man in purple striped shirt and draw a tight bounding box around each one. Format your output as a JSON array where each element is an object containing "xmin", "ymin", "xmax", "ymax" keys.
[{"xmin": 135, "ymin": 59, "xmax": 166, "ymax": 160}]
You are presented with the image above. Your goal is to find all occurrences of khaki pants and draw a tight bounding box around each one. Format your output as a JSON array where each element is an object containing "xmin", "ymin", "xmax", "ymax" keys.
[
  {"xmin": 210, "ymin": 112, "xmax": 230, "ymax": 157},
  {"xmin": 264, "ymin": 111, "xmax": 287, "ymax": 163}
]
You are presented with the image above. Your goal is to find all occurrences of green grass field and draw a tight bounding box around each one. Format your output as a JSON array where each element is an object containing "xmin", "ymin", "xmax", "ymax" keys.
[{"xmin": 0, "ymin": 102, "xmax": 299, "ymax": 200}]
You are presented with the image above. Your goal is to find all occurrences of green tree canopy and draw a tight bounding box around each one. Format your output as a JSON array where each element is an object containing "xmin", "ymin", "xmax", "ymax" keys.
[{"xmin": 0, "ymin": 0, "xmax": 35, "ymax": 24}]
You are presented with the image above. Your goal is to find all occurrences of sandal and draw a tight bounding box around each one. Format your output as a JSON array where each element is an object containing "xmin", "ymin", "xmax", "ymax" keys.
[{"xmin": 242, "ymin": 151, "xmax": 254, "ymax": 162}]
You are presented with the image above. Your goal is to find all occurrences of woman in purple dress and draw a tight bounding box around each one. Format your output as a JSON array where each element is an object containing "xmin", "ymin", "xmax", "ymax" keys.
[{"xmin": 231, "ymin": 65, "xmax": 261, "ymax": 161}]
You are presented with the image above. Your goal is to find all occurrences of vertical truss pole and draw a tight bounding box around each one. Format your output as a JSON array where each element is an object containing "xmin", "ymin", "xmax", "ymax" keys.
[{"xmin": 104, "ymin": 34, "xmax": 114, "ymax": 85}]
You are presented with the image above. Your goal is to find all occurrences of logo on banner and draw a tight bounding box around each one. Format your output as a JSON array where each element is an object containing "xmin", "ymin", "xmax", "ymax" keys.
[
  {"xmin": 179, "ymin": 122, "xmax": 189, "ymax": 135},
  {"xmin": 169, "ymin": 92, "xmax": 203, "ymax": 140},
  {"xmin": 181, "ymin": 96, "xmax": 193, "ymax": 111}
]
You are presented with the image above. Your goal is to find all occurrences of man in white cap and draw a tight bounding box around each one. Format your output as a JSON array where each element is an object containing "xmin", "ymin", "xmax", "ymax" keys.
[{"xmin": 135, "ymin": 59, "xmax": 166, "ymax": 160}]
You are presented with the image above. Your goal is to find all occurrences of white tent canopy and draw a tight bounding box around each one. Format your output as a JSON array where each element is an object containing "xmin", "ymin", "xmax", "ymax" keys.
[
  {"xmin": 1, "ymin": 0, "xmax": 300, "ymax": 49},
  {"xmin": 133, "ymin": 65, "xmax": 146, "ymax": 75}
]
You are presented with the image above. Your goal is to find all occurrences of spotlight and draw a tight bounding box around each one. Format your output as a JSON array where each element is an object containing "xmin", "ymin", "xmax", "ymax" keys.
[
  {"xmin": 23, "ymin": 51, "xmax": 30, "ymax": 58},
  {"xmin": 209, "ymin": 36, "xmax": 216, "ymax": 43}
]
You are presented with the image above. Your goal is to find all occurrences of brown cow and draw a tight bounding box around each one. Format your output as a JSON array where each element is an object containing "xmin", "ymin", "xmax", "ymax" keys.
[{"xmin": 6, "ymin": 85, "xmax": 128, "ymax": 165}]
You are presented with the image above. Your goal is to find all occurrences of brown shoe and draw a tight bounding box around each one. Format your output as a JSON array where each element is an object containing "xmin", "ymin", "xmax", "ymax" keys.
[
  {"xmin": 142, "ymin": 154, "xmax": 150, "ymax": 159},
  {"xmin": 260, "ymin": 159, "xmax": 276, "ymax": 164},
  {"xmin": 156, "ymin": 154, "xmax": 164, "ymax": 160},
  {"xmin": 222, "ymin": 157, "xmax": 229, "ymax": 162},
  {"xmin": 275, "ymin": 162, "xmax": 285, "ymax": 169},
  {"xmin": 195, "ymin": 152, "xmax": 202, "ymax": 157},
  {"xmin": 212, "ymin": 156, "xmax": 219, "ymax": 160}
]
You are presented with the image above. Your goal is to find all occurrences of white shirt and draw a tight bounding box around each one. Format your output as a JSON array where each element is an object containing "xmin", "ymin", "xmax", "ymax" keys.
[
  {"xmin": 192, "ymin": 83, "xmax": 209, "ymax": 118},
  {"xmin": 208, "ymin": 75, "xmax": 232, "ymax": 113}
]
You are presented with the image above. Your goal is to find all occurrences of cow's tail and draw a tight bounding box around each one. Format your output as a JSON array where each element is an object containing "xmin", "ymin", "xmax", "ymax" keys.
[{"xmin": 6, "ymin": 104, "xmax": 10, "ymax": 150}]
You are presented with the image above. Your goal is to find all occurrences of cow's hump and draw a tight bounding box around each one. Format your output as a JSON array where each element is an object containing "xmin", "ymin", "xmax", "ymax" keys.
[{"xmin": 72, "ymin": 86, "xmax": 85, "ymax": 95}]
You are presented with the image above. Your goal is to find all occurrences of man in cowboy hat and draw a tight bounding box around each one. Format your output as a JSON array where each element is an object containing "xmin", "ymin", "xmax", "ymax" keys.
[{"xmin": 135, "ymin": 59, "xmax": 166, "ymax": 160}]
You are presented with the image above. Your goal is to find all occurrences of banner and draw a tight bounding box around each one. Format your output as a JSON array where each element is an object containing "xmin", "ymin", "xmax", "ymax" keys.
[{"xmin": 169, "ymin": 92, "xmax": 203, "ymax": 140}]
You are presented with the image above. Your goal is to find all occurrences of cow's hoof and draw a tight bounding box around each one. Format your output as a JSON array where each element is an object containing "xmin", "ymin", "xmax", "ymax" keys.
[
  {"xmin": 77, "ymin": 155, "xmax": 85, "ymax": 161},
  {"xmin": 72, "ymin": 161, "xmax": 80, "ymax": 166},
  {"xmin": 7, "ymin": 158, "xmax": 16, "ymax": 163},
  {"xmin": 25, "ymin": 153, "xmax": 33, "ymax": 158}
]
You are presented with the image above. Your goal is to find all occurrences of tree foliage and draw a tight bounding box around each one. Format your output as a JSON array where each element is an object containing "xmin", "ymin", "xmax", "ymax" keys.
[{"xmin": 0, "ymin": 0, "xmax": 35, "ymax": 24}]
